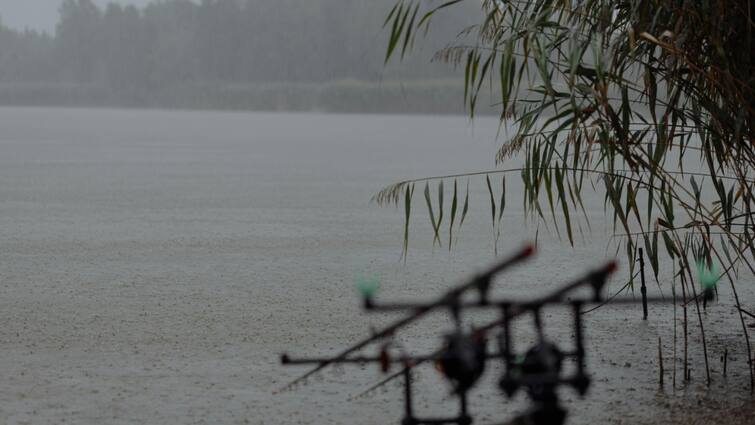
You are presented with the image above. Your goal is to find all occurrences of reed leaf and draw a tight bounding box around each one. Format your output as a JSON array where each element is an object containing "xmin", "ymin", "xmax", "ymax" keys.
[
  {"xmin": 485, "ymin": 174, "xmax": 496, "ymax": 230},
  {"xmin": 424, "ymin": 182, "xmax": 441, "ymax": 246},
  {"xmin": 449, "ymin": 179, "xmax": 458, "ymax": 250}
]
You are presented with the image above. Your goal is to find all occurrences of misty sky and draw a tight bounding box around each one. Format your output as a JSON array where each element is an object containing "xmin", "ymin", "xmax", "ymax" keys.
[{"xmin": 0, "ymin": 0, "xmax": 155, "ymax": 32}]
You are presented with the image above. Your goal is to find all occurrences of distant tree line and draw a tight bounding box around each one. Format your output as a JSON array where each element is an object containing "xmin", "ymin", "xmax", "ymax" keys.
[{"xmin": 0, "ymin": 0, "xmax": 478, "ymax": 110}]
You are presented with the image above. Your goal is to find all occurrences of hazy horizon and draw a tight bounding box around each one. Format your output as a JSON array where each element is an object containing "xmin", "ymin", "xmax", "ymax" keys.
[
  {"xmin": 0, "ymin": 0, "xmax": 155, "ymax": 32},
  {"xmin": 0, "ymin": 0, "xmax": 475, "ymax": 113}
]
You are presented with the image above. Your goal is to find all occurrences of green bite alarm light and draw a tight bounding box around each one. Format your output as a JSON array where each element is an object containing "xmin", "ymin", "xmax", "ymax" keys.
[
  {"xmin": 355, "ymin": 275, "xmax": 380, "ymax": 299},
  {"xmin": 696, "ymin": 260, "xmax": 720, "ymax": 290}
]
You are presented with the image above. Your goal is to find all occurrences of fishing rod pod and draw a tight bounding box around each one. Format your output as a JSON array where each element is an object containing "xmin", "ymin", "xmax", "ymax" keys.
[{"xmin": 275, "ymin": 247, "xmax": 679, "ymax": 425}]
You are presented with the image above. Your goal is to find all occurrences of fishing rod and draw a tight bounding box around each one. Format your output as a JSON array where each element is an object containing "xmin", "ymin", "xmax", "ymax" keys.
[
  {"xmin": 274, "ymin": 244, "xmax": 535, "ymax": 393},
  {"xmin": 349, "ymin": 261, "xmax": 620, "ymax": 400},
  {"xmin": 280, "ymin": 260, "xmax": 626, "ymax": 425},
  {"xmin": 279, "ymin": 250, "xmax": 709, "ymax": 424}
]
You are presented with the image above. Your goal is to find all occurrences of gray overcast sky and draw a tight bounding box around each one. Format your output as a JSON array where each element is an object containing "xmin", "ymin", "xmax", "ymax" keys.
[{"xmin": 0, "ymin": 0, "xmax": 157, "ymax": 33}]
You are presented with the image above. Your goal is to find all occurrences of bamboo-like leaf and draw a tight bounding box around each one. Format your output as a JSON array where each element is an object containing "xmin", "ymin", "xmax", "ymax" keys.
[
  {"xmin": 424, "ymin": 182, "xmax": 440, "ymax": 246},
  {"xmin": 464, "ymin": 51, "xmax": 473, "ymax": 104},
  {"xmin": 555, "ymin": 167, "xmax": 573, "ymax": 245},
  {"xmin": 438, "ymin": 180, "xmax": 444, "ymax": 228},
  {"xmin": 719, "ymin": 235, "xmax": 736, "ymax": 278},
  {"xmin": 498, "ymin": 176, "xmax": 506, "ymax": 222},
  {"xmin": 605, "ymin": 175, "xmax": 632, "ymax": 239},
  {"xmin": 458, "ymin": 180, "xmax": 470, "ymax": 232},
  {"xmin": 402, "ymin": 183, "xmax": 414, "ymax": 260},
  {"xmin": 651, "ymin": 231, "xmax": 659, "ymax": 282},
  {"xmin": 385, "ymin": 3, "xmax": 409, "ymax": 63},
  {"xmin": 543, "ymin": 168, "xmax": 560, "ymax": 238},
  {"xmin": 662, "ymin": 231, "xmax": 678, "ymax": 259},
  {"xmin": 383, "ymin": 2, "xmax": 400, "ymax": 27},
  {"xmin": 626, "ymin": 239, "xmax": 636, "ymax": 287},
  {"xmin": 449, "ymin": 179, "xmax": 458, "ymax": 250},
  {"xmin": 401, "ymin": 3, "xmax": 420, "ymax": 59},
  {"xmin": 486, "ymin": 175, "xmax": 496, "ymax": 229}
]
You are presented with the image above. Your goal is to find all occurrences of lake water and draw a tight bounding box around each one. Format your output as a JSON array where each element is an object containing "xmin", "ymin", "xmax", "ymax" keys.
[{"xmin": 0, "ymin": 107, "xmax": 751, "ymax": 424}]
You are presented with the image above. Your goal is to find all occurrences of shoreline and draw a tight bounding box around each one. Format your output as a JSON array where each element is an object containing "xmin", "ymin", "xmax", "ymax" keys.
[{"xmin": 0, "ymin": 79, "xmax": 502, "ymax": 116}]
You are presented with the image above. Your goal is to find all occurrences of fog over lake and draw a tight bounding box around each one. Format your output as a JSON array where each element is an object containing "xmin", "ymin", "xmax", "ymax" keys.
[{"xmin": 0, "ymin": 0, "xmax": 154, "ymax": 32}]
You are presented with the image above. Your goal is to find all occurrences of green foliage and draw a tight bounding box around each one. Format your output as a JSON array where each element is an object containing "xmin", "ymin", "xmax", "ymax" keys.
[{"xmin": 376, "ymin": 0, "xmax": 755, "ymax": 387}]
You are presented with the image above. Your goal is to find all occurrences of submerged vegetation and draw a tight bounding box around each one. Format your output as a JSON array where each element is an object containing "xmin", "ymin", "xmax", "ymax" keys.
[{"xmin": 375, "ymin": 0, "xmax": 755, "ymax": 388}]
